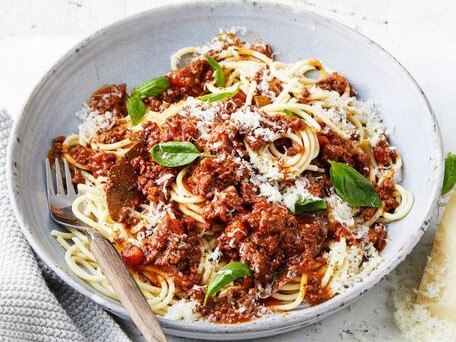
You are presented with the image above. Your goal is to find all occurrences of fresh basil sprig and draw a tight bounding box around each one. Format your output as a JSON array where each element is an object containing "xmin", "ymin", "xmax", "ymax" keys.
[
  {"xmin": 200, "ymin": 84, "xmax": 240, "ymax": 103},
  {"xmin": 126, "ymin": 95, "xmax": 147, "ymax": 126},
  {"xmin": 283, "ymin": 109, "xmax": 300, "ymax": 118},
  {"xmin": 294, "ymin": 196, "xmax": 327, "ymax": 214},
  {"xmin": 151, "ymin": 141, "xmax": 207, "ymax": 167},
  {"xmin": 206, "ymin": 56, "xmax": 225, "ymax": 87},
  {"xmin": 127, "ymin": 76, "xmax": 170, "ymax": 125},
  {"xmin": 442, "ymin": 152, "xmax": 456, "ymax": 195},
  {"xmin": 135, "ymin": 76, "xmax": 170, "ymax": 98},
  {"xmin": 205, "ymin": 262, "xmax": 251, "ymax": 304},
  {"xmin": 329, "ymin": 160, "xmax": 382, "ymax": 207}
]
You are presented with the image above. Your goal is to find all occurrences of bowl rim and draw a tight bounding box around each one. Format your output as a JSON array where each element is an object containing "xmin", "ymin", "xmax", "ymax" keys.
[{"xmin": 6, "ymin": 0, "xmax": 444, "ymax": 338}]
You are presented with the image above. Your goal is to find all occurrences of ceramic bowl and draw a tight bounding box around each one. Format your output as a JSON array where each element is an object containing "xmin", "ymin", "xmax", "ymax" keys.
[{"xmin": 7, "ymin": 1, "xmax": 443, "ymax": 340}]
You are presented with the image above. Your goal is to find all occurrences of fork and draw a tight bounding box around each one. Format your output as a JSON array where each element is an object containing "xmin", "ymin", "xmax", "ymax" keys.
[{"xmin": 45, "ymin": 157, "xmax": 166, "ymax": 342}]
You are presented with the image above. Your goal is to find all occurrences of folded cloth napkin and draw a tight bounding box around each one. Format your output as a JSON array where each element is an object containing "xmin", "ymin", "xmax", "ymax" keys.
[{"xmin": 0, "ymin": 110, "xmax": 131, "ymax": 342}]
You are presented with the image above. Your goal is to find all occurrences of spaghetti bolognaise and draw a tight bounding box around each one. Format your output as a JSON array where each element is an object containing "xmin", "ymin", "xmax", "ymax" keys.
[{"xmin": 49, "ymin": 28, "xmax": 413, "ymax": 323}]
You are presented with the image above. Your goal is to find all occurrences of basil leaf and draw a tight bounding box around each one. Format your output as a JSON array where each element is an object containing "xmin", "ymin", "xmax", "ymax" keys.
[
  {"xmin": 329, "ymin": 160, "xmax": 382, "ymax": 207},
  {"xmin": 136, "ymin": 76, "xmax": 170, "ymax": 98},
  {"xmin": 126, "ymin": 95, "xmax": 146, "ymax": 126},
  {"xmin": 205, "ymin": 262, "xmax": 251, "ymax": 303},
  {"xmin": 294, "ymin": 196, "xmax": 327, "ymax": 214},
  {"xmin": 151, "ymin": 141, "xmax": 202, "ymax": 167},
  {"xmin": 283, "ymin": 109, "xmax": 300, "ymax": 118},
  {"xmin": 200, "ymin": 84, "xmax": 240, "ymax": 103},
  {"xmin": 127, "ymin": 76, "xmax": 169, "ymax": 126},
  {"xmin": 206, "ymin": 56, "xmax": 225, "ymax": 87},
  {"xmin": 442, "ymin": 152, "xmax": 456, "ymax": 195}
]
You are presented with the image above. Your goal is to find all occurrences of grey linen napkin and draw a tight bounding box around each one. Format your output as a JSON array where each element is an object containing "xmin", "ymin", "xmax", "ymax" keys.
[{"xmin": 0, "ymin": 110, "xmax": 131, "ymax": 342}]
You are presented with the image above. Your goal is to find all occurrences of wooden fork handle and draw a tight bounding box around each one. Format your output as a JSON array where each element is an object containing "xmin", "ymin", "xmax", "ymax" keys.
[{"xmin": 88, "ymin": 231, "xmax": 167, "ymax": 342}]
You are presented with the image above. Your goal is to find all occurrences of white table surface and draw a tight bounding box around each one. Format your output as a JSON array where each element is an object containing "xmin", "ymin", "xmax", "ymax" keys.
[{"xmin": 1, "ymin": 0, "xmax": 454, "ymax": 341}]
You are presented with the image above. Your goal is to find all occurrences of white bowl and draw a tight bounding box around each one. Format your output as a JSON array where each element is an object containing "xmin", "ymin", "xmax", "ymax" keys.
[{"xmin": 7, "ymin": 1, "xmax": 443, "ymax": 340}]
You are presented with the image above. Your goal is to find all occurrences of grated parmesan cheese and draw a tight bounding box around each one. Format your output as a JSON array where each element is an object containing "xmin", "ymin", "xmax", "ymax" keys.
[
  {"xmin": 254, "ymin": 176, "xmax": 326, "ymax": 214},
  {"xmin": 326, "ymin": 192, "xmax": 355, "ymax": 227},
  {"xmin": 259, "ymin": 182, "xmax": 282, "ymax": 203},
  {"xmin": 195, "ymin": 27, "xmax": 248, "ymax": 55},
  {"xmin": 323, "ymin": 239, "xmax": 382, "ymax": 295},
  {"xmin": 311, "ymin": 102, "xmax": 357, "ymax": 136},
  {"xmin": 164, "ymin": 299, "xmax": 199, "ymax": 322},
  {"xmin": 308, "ymin": 85, "xmax": 354, "ymax": 108},
  {"xmin": 257, "ymin": 69, "xmax": 277, "ymax": 99},
  {"xmin": 231, "ymin": 106, "xmax": 278, "ymax": 142},
  {"xmin": 281, "ymin": 177, "xmax": 315, "ymax": 211},
  {"xmin": 353, "ymin": 99, "xmax": 385, "ymax": 145},
  {"xmin": 245, "ymin": 150, "xmax": 281, "ymax": 181},
  {"xmin": 355, "ymin": 225, "xmax": 370, "ymax": 240},
  {"xmin": 155, "ymin": 173, "xmax": 174, "ymax": 194},
  {"xmin": 155, "ymin": 173, "xmax": 174, "ymax": 187},
  {"xmin": 181, "ymin": 97, "xmax": 218, "ymax": 140},
  {"xmin": 76, "ymin": 104, "xmax": 115, "ymax": 145},
  {"xmin": 196, "ymin": 40, "xmax": 225, "ymax": 56},
  {"xmin": 141, "ymin": 202, "xmax": 172, "ymax": 233},
  {"xmin": 256, "ymin": 283, "xmax": 273, "ymax": 298},
  {"xmin": 307, "ymin": 87, "xmax": 387, "ymax": 147},
  {"xmin": 223, "ymin": 26, "xmax": 247, "ymax": 36}
]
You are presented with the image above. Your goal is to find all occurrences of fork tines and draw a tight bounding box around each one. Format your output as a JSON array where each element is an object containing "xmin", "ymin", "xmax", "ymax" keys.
[{"xmin": 45, "ymin": 157, "xmax": 77, "ymax": 197}]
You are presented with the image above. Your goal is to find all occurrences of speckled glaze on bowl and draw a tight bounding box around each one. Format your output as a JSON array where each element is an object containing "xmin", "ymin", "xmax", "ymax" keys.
[{"xmin": 7, "ymin": 0, "xmax": 443, "ymax": 340}]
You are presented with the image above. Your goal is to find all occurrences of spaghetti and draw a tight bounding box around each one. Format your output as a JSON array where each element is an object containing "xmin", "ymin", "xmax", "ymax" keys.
[{"xmin": 50, "ymin": 29, "xmax": 413, "ymax": 323}]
